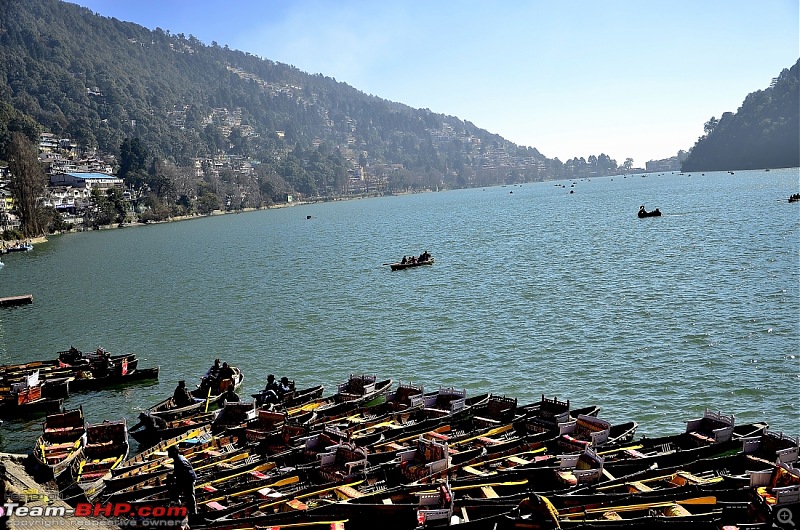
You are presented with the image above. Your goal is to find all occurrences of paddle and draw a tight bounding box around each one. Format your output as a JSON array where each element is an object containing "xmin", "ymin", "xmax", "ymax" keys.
[{"xmin": 204, "ymin": 386, "xmax": 212, "ymax": 413}]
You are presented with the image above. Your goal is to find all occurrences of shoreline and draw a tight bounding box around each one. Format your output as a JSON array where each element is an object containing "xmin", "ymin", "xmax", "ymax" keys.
[{"xmin": 2, "ymin": 200, "xmax": 314, "ymax": 248}]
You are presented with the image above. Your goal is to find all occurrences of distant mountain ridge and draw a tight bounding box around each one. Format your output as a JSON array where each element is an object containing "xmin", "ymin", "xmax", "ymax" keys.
[{"xmin": 0, "ymin": 0, "xmax": 796, "ymax": 209}]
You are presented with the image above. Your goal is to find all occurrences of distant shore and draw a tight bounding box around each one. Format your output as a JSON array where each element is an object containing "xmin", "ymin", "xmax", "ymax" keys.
[{"xmin": 0, "ymin": 200, "xmax": 314, "ymax": 250}]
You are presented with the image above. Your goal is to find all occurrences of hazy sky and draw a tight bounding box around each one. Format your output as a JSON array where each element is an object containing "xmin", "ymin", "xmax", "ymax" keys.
[{"xmin": 71, "ymin": 0, "xmax": 798, "ymax": 166}]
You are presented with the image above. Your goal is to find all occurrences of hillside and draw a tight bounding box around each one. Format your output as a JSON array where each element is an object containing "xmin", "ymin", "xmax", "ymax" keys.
[
  {"xmin": 0, "ymin": 0, "xmax": 569, "ymax": 199},
  {"xmin": 682, "ymin": 59, "xmax": 799, "ymax": 172},
  {"xmin": 0, "ymin": 0, "xmax": 796, "ymax": 214}
]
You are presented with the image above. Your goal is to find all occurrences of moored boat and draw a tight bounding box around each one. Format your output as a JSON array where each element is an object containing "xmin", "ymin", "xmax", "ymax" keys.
[
  {"xmin": 61, "ymin": 418, "xmax": 129, "ymax": 503},
  {"xmin": 31, "ymin": 406, "xmax": 87, "ymax": 481},
  {"xmin": 313, "ymin": 374, "xmax": 393, "ymax": 416},
  {"xmin": 149, "ymin": 366, "xmax": 244, "ymax": 421}
]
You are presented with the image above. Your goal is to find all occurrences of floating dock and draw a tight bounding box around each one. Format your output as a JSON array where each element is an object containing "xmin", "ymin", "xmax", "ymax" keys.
[{"xmin": 0, "ymin": 294, "xmax": 33, "ymax": 307}]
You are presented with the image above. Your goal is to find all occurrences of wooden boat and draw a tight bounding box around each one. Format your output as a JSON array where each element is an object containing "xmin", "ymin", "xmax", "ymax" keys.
[
  {"xmin": 61, "ymin": 418, "xmax": 129, "ymax": 503},
  {"xmin": 578, "ymin": 409, "xmax": 769, "ymax": 469},
  {"xmin": 638, "ymin": 205, "xmax": 662, "ymax": 218},
  {"xmin": 389, "ymin": 256, "xmax": 434, "ymax": 271},
  {"xmin": 129, "ymin": 410, "xmax": 219, "ymax": 446},
  {"xmin": 31, "ymin": 406, "xmax": 87, "ymax": 481},
  {"xmin": 553, "ymin": 415, "xmax": 639, "ymax": 453},
  {"xmin": 252, "ymin": 382, "xmax": 325, "ymax": 408},
  {"xmin": 67, "ymin": 366, "xmax": 159, "ymax": 392},
  {"xmin": 111, "ymin": 425, "xmax": 215, "ymax": 477},
  {"xmin": 313, "ymin": 374, "xmax": 393, "ymax": 416},
  {"xmin": 741, "ymin": 429, "xmax": 799, "ymax": 464},
  {"xmin": 5, "ymin": 242, "xmax": 33, "ymax": 252},
  {"xmin": 103, "ymin": 436, "xmax": 250, "ymax": 497},
  {"xmin": 212, "ymin": 401, "xmax": 257, "ymax": 432},
  {"xmin": 0, "ymin": 350, "xmax": 144, "ymax": 395},
  {"xmin": 0, "ymin": 372, "xmax": 63, "ymax": 418},
  {"xmin": 149, "ymin": 366, "xmax": 243, "ymax": 421}
]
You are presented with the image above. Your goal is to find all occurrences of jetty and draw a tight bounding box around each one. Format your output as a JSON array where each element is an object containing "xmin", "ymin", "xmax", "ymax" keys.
[{"xmin": 0, "ymin": 294, "xmax": 33, "ymax": 307}]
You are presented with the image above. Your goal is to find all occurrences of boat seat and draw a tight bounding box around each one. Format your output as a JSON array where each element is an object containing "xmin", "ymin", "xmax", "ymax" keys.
[
  {"xmin": 627, "ymin": 481, "xmax": 653, "ymax": 493},
  {"xmin": 461, "ymin": 466, "xmax": 484, "ymax": 476},
  {"xmin": 286, "ymin": 499, "xmax": 308, "ymax": 511},
  {"xmin": 480, "ymin": 486, "xmax": 499, "ymax": 498},
  {"xmin": 335, "ymin": 485, "xmax": 363, "ymax": 499}
]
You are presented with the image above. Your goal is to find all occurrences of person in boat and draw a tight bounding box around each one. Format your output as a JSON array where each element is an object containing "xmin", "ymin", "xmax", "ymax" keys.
[
  {"xmin": 96, "ymin": 351, "xmax": 114, "ymax": 378},
  {"xmin": 167, "ymin": 445, "xmax": 197, "ymax": 515},
  {"xmin": 218, "ymin": 362, "xmax": 235, "ymax": 388},
  {"xmin": 278, "ymin": 376, "xmax": 293, "ymax": 397},
  {"xmin": 639, "ymin": 205, "xmax": 646, "ymax": 216},
  {"xmin": 217, "ymin": 386, "xmax": 240, "ymax": 407},
  {"xmin": 260, "ymin": 374, "xmax": 281, "ymax": 405},
  {"xmin": 200, "ymin": 359, "xmax": 221, "ymax": 394},
  {"xmin": 173, "ymin": 380, "xmax": 194, "ymax": 408},
  {"xmin": 264, "ymin": 374, "xmax": 280, "ymax": 393},
  {"xmin": 401, "ymin": 256, "xmax": 407, "ymax": 264},
  {"xmin": 420, "ymin": 250, "xmax": 431, "ymax": 262},
  {"xmin": 131, "ymin": 411, "xmax": 167, "ymax": 433}
]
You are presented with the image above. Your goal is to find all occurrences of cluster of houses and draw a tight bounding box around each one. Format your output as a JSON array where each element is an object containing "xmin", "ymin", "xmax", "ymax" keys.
[{"xmin": 0, "ymin": 133, "xmax": 126, "ymax": 234}]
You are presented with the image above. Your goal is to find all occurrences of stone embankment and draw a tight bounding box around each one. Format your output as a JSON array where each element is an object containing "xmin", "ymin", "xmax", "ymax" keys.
[{"xmin": 0, "ymin": 453, "xmax": 119, "ymax": 530}]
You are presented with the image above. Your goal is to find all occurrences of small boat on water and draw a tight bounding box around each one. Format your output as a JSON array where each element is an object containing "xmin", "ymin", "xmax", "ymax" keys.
[
  {"xmin": 149, "ymin": 366, "xmax": 244, "ymax": 422},
  {"xmin": 5, "ymin": 242, "xmax": 33, "ymax": 253},
  {"xmin": 638, "ymin": 205, "xmax": 662, "ymax": 218},
  {"xmin": 389, "ymin": 256, "xmax": 434, "ymax": 271},
  {"xmin": 32, "ymin": 406, "xmax": 88, "ymax": 481},
  {"xmin": 0, "ymin": 371, "xmax": 63, "ymax": 418}
]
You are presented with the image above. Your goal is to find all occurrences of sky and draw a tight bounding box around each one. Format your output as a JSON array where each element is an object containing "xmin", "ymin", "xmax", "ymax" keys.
[{"xmin": 70, "ymin": 0, "xmax": 798, "ymax": 166}]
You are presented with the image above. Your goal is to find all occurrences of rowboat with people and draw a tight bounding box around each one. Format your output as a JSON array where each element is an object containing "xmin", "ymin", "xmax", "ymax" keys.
[
  {"xmin": 389, "ymin": 251, "xmax": 434, "ymax": 271},
  {"xmin": 148, "ymin": 364, "xmax": 243, "ymax": 421}
]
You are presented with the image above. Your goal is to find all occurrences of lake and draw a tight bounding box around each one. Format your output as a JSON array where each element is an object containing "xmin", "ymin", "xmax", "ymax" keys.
[{"xmin": 0, "ymin": 168, "xmax": 797, "ymax": 454}]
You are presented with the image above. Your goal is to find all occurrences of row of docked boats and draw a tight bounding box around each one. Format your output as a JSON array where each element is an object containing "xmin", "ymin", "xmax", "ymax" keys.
[
  {"xmin": 0, "ymin": 346, "xmax": 159, "ymax": 419},
  {"xmin": 27, "ymin": 370, "xmax": 798, "ymax": 529}
]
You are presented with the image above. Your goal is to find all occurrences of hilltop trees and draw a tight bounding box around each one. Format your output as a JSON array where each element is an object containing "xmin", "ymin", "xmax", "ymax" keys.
[
  {"xmin": 683, "ymin": 59, "xmax": 799, "ymax": 171},
  {"xmin": 7, "ymin": 132, "xmax": 47, "ymax": 237}
]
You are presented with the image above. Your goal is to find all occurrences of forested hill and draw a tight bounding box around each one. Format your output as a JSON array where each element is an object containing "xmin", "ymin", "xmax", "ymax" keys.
[
  {"xmin": 682, "ymin": 59, "xmax": 799, "ymax": 172},
  {"xmin": 0, "ymin": 0, "xmax": 594, "ymax": 197}
]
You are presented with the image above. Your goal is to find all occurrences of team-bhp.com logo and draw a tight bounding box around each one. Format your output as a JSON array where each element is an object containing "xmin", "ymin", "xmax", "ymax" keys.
[{"xmin": 1, "ymin": 500, "xmax": 186, "ymax": 520}]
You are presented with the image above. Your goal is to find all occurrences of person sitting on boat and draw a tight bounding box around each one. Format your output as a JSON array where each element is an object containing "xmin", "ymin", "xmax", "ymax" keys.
[
  {"xmin": 167, "ymin": 445, "xmax": 197, "ymax": 515},
  {"xmin": 639, "ymin": 205, "xmax": 646, "ymax": 215},
  {"xmin": 131, "ymin": 411, "xmax": 167, "ymax": 433},
  {"xmin": 217, "ymin": 386, "xmax": 240, "ymax": 408},
  {"xmin": 278, "ymin": 377, "xmax": 293, "ymax": 397},
  {"xmin": 401, "ymin": 256, "xmax": 407, "ymax": 264},
  {"xmin": 218, "ymin": 362, "xmax": 235, "ymax": 391},
  {"xmin": 259, "ymin": 374, "xmax": 281, "ymax": 406},
  {"xmin": 95, "ymin": 352, "xmax": 114, "ymax": 378},
  {"xmin": 200, "ymin": 359, "xmax": 222, "ymax": 389},
  {"xmin": 173, "ymin": 380, "xmax": 194, "ymax": 408},
  {"xmin": 420, "ymin": 250, "xmax": 430, "ymax": 262}
]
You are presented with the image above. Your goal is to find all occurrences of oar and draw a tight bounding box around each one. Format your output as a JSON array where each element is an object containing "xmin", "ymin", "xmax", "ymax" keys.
[{"xmin": 204, "ymin": 385, "xmax": 212, "ymax": 413}]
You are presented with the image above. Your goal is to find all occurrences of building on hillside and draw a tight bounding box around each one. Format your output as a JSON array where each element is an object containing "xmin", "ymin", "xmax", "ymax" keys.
[
  {"xmin": 43, "ymin": 186, "xmax": 92, "ymax": 215},
  {"xmin": 0, "ymin": 187, "xmax": 20, "ymax": 232},
  {"xmin": 49, "ymin": 172, "xmax": 124, "ymax": 192}
]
